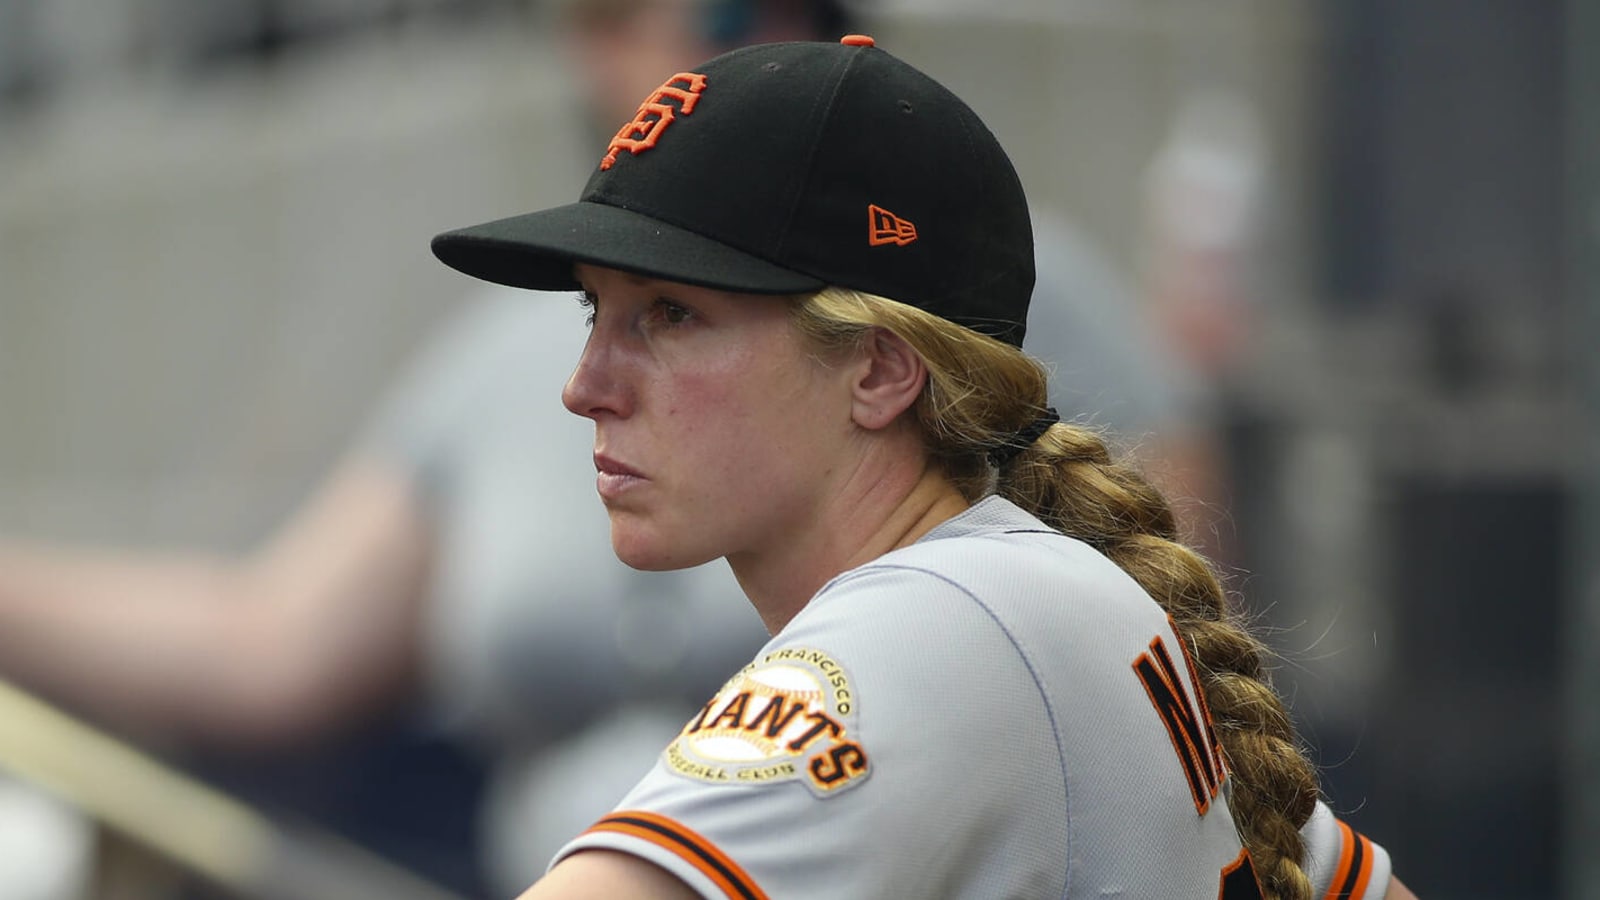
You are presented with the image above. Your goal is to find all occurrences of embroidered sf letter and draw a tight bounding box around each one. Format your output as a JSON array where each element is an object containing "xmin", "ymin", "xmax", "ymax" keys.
[{"xmin": 601, "ymin": 72, "xmax": 708, "ymax": 170}]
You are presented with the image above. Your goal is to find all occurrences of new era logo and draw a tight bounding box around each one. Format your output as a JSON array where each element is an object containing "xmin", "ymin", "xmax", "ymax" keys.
[{"xmin": 868, "ymin": 204, "xmax": 918, "ymax": 246}]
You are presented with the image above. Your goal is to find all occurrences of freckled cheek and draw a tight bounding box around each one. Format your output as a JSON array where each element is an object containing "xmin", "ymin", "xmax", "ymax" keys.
[
  {"xmin": 654, "ymin": 347, "xmax": 808, "ymax": 472},
  {"xmin": 662, "ymin": 386, "xmax": 783, "ymax": 480},
  {"xmin": 657, "ymin": 377, "xmax": 735, "ymax": 423},
  {"xmin": 660, "ymin": 358, "xmax": 768, "ymax": 423}
]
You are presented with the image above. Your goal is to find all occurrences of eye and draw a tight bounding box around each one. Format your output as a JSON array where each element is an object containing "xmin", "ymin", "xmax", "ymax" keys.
[
  {"xmin": 652, "ymin": 298, "xmax": 694, "ymax": 326},
  {"xmin": 576, "ymin": 289, "xmax": 597, "ymax": 327}
]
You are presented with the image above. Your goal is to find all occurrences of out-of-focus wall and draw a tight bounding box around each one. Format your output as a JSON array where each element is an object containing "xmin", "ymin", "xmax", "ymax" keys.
[
  {"xmin": 0, "ymin": 17, "xmax": 589, "ymax": 548},
  {"xmin": 1568, "ymin": 7, "xmax": 1600, "ymax": 898},
  {"xmin": 881, "ymin": 1, "xmax": 1316, "ymax": 292}
]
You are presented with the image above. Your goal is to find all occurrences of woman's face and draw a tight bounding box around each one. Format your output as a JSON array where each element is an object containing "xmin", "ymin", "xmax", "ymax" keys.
[{"xmin": 563, "ymin": 264, "xmax": 858, "ymax": 572}]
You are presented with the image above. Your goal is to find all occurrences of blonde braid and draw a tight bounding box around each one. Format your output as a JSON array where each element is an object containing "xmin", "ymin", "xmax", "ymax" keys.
[
  {"xmin": 1006, "ymin": 429, "xmax": 1318, "ymax": 900},
  {"xmin": 792, "ymin": 287, "xmax": 1318, "ymax": 900}
]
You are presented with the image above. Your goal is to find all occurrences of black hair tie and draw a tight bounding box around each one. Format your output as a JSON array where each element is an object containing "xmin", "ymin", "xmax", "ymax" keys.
[{"xmin": 988, "ymin": 407, "xmax": 1060, "ymax": 468}]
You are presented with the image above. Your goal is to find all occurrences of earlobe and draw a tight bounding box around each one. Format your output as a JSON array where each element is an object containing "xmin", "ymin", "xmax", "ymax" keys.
[{"xmin": 850, "ymin": 328, "xmax": 926, "ymax": 431}]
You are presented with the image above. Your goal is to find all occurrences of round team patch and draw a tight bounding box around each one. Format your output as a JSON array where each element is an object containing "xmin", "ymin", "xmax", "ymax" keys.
[{"xmin": 665, "ymin": 647, "xmax": 870, "ymax": 797}]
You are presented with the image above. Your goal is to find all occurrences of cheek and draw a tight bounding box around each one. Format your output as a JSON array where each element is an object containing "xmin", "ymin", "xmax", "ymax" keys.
[
  {"xmin": 664, "ymin": 361, "xmax": 832, "ymax": 491},
  {"xmin": 663, "ymin": 377, "xmax": 780, "ymax": 468}
]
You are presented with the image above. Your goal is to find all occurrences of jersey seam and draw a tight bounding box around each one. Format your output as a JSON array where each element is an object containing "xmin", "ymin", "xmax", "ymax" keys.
[{"xmin": 837, "ymin": 561, "xmax": 1074, "ymax": 900}]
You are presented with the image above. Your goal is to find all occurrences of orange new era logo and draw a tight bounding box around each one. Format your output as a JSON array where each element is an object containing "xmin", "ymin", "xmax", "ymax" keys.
[{"xmin": 868, "ymin": 204, "xmax": 918, "ymax": 246}]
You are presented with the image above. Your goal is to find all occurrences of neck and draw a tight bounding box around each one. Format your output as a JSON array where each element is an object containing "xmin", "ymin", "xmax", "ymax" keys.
[{"xmin": 728, "ymin": 458, "xmax": 969, "ymax": 635}]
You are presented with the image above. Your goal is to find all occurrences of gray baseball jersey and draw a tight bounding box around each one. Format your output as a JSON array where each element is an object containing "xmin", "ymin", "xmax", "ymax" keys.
[{"xmin": 551, "ymin": 496, "xmax": 1391, "ymax": 899}]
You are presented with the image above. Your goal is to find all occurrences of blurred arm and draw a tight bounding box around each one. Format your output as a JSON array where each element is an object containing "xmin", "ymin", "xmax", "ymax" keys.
[
  {"xmin": 517, "ymin": 852, "xmax": 699, "ymax": 900},
  {"xmin": 0, "ymin": 456, "xmax": 433, "ymax": 747},
  {"xmin": 1388, "ymin": 877, "xmax": 1419, "ymax": 899}
]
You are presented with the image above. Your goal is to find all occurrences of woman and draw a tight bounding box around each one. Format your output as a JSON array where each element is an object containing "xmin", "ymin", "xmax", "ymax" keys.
[{"xmin": 432, "ymin": 34, "xmax": 1413, "ymax": 900}]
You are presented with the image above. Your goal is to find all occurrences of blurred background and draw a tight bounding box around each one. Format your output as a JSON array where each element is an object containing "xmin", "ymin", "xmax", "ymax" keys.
[{"xmin": 0, "ymin": 0, "xmax": 1591, "ymax": 898}]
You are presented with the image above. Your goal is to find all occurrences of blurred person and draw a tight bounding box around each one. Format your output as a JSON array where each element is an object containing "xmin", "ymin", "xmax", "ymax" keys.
[
  {"xmin": 1128, "ymin": 87, "xmax": 1277, "ymax": 567},
  {"xmin": 1141, "ymin": 88, "xmax": 1269, "ymax": 385},
  {"xmin": 0, "ymin": 1, "xmax": 1223, "ymax": 895}
]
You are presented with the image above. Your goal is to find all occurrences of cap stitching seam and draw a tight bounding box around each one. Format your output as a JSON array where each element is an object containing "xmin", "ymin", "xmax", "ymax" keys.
[
  {"xmin": 947, "ymin": 105, "xmax": 1027, "ymax": 340},
  {"xmin": 770, "ymin": 47, "xmax": 863, "ymax": 267}
]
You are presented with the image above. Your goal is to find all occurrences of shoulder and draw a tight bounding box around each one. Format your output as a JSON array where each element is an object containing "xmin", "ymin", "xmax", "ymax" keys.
[
  {"xmin": 767, "ymin": 500, "xmax": 1172, "ymax": 764},
  {"xmin": 808, "ymin": 498, "xmax": 1164, "ymax": 643}
]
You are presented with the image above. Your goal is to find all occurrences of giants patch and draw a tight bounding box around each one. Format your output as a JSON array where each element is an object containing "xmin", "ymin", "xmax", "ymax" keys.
[{"xmin": 665, "ymin": 647, "xmax": 870, "ymax": 797}]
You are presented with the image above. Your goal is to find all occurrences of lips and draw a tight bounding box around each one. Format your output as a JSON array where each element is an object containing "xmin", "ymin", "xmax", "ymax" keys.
[
  {"xmin": 594, "ymin": 452, "xmax": 643, "ymax": 478},
  {"xmin": 594, "ymin": 452, "xmax": 646, "ymax": 500}
]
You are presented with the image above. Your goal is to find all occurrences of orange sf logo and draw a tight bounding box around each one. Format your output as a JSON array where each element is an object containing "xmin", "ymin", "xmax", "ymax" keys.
[{"xmin": 600, "ymin": 72, "xmax": 708, "ymax": 171}]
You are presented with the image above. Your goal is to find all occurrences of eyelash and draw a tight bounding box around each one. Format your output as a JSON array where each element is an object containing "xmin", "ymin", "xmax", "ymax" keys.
[
  {"xmin": 574, "ymin": 290, "xmax": 693, "ymax": 328},
  {"xmin": 654, "ymin": 299, "xmax": 692, "ymax": 326},
  {"xmin": 577, "ymin": 290, "xmax": 597, "ymax": 327}
]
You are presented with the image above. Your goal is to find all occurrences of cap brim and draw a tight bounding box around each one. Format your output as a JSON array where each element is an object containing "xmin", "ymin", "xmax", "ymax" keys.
[{"xmin": 431, "ymin": 201, "xmax": 826, "ymax": 296}]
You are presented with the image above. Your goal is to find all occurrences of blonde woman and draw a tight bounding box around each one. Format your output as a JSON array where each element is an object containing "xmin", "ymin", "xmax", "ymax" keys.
[{"xmin": 433, "ymin": 34, "xmax": 1415, "ymax": 900}]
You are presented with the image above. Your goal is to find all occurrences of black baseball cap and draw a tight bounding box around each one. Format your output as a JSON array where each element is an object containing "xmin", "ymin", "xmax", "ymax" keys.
[{"xmin": 431, "ymin": 35, "xmax": 1036, "ymax": 346}]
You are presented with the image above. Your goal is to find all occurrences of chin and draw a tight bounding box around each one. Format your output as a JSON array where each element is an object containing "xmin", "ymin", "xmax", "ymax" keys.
[{"xmin": 608, "ymin": 525, "xmax": 711, "ymax": 572}]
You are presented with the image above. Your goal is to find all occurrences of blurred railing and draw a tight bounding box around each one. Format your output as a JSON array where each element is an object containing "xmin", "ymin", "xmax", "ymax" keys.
[{"xmin": 0, "ymin": 677, "xmax": 470, "ymax": 900}]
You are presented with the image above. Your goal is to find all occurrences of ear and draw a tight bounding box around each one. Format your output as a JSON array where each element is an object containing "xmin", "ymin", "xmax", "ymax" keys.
[{"xmin": 850, "ymin": 328, "xmax": 927, "ymax": 431}]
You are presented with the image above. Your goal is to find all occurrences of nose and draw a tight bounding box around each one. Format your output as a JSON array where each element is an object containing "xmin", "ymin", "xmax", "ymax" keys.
[{"xmin": 562, "ymin": 329, "xmax": 626, "ymax": 421}]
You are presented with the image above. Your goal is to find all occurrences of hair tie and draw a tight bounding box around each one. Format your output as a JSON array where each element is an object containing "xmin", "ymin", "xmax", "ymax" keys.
[{"xmin": 988, "ymin": 407, "xmax": 1060, "ymax": 468}]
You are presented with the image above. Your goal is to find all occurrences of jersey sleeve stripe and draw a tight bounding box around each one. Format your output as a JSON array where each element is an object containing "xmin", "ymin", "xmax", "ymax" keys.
[
  {"xmin": 1321, "ymin": 819, "xmax": 1376, "ymax": 900},
  {"xmin": 1320, "ymin": 819, "xmax": 1356, "ymax": 899},
  {"xmin": 1346, "ymin": 829, "xmax": 1375, "ymax": 898},
  {"xmin": 586, "ymin": 810, "xmax": 770, "ymax": 900}
]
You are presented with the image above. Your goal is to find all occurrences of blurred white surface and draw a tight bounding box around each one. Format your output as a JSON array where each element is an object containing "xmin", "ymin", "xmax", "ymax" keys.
[{"xmin": 0, "ymin": 774, "xmax": 94, "ymax": 900}]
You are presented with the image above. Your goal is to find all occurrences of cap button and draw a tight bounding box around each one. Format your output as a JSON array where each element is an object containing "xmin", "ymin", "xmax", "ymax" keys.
[{"xmin": 839, "ymin": 34, "xmax": 875, "ymax": 48}]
